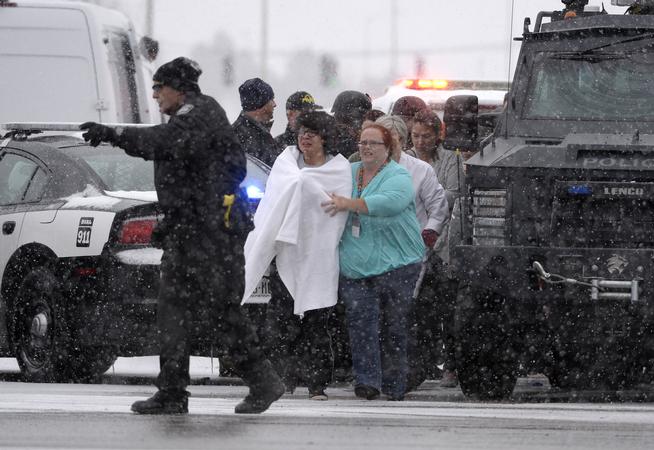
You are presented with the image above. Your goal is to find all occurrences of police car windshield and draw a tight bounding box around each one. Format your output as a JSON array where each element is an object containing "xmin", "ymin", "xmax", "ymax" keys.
[
  {"xmin": 523, "ymin": 48, "xmax": 654, "ymax": 121},
  {"xmin": 60, "ymin": 145, "xmax": 155, "ymax": 191},
  {"xmin": 60, "ymin": 145, "xmax": 270, "ymax": 196}
]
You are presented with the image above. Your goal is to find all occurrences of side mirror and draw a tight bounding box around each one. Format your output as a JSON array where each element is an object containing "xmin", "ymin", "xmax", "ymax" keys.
[
  {"xmin": 443, "ymin": 95, "xmax": 478, "ymax": 151},
  {"xmin": 139, "ymin": 36, "xmax": 159, "ymax": 62}
]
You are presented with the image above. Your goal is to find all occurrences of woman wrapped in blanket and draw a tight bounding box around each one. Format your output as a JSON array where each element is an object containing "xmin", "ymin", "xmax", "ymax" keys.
[{"xmin": 242, "ymin": 111, "xmax": 352, "ymax": 400}]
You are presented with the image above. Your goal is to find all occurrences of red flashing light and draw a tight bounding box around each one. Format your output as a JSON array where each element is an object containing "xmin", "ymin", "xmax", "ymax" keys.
[
  {"xmin": 119, "ymin": 217, "xmax": 156, "ymax": 245},
  {"xmin": 398, "ymin": 78, "xmax": 449, "ymax": 90},
  {"xmin": 74, "ymin": 267, "xmax": 97, "ymax": 277}
]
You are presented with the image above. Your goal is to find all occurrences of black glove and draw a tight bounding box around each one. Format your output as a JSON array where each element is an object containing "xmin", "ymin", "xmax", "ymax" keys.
[{"xmin": 79, "ymin": 122, "xmax": 118, "ymax": 147}]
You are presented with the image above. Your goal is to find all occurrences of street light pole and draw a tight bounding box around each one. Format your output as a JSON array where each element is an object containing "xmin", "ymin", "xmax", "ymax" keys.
[
  {"xmin": 390, "ymin": 0, "xmax": 398, "ymax": 80},
  {"xmin": 261, "ymin": 0, "xmax": 269, "ymax": 79},
  {"xmin": 145, "ymin": 0, "xmax": 153, "ymax": 36}
]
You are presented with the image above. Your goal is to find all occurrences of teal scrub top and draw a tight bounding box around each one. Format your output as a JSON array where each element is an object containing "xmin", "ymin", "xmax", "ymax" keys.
[{"xmin": 339, "ymin": 160, "xmax": 425, "ymax": 279}]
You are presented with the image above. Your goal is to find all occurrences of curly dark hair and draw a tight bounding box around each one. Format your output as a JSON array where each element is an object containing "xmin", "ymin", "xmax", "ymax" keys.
[
  {"xmin": 412, "ymin": 109, "xmax": 443, "ymax": 145},
  {"xmin": 296, "ymin": 111, "xmax": 339, "ymax": 155}
]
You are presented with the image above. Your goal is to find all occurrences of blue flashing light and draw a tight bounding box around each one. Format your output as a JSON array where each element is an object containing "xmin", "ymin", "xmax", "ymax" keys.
[
  {"xmin": 567, "ymin": 185, "xmax": 593, "ymax": 196},
  {"xmin": 246, "ymin": 185, "xmax": 265, "ymax": 199}
]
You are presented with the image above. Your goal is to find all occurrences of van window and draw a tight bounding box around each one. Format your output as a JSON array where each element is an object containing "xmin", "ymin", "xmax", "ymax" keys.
[{"xmin": 106, "ymin": 31, "xmax": 141, "ymax": 123}]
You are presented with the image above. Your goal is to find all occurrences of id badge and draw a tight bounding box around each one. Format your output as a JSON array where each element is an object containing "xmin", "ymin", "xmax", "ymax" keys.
[{"xmin": 351, "ymin": 214, "xmax": 361, "ymax": 238}]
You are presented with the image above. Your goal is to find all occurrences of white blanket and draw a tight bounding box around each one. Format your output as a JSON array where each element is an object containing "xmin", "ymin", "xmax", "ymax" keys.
[{"xmin": 242, "ymin": 146, "xmax": 352, "ymax": 315}]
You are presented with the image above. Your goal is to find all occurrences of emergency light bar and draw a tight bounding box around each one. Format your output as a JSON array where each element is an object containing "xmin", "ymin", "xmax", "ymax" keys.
[
  {"xmin": 1, "ymin": 122, "xmax": 153, "ymax": 133},
  {"xmin": 397, "ymin": 79, "xmax": 510, "ymax": 91},
  {"xmin": 400, "ymin": 79, "xmax": 449, "ymax": 90}
]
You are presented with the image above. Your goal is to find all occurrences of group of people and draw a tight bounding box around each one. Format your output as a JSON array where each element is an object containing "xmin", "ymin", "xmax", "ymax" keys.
[
  {"xmin": 232, "ymin": 71, "xmax": 466, "ymax": 400},
  {"xmin": 79, "ymin": 55, "xmax": 467, "ymax": 415}
]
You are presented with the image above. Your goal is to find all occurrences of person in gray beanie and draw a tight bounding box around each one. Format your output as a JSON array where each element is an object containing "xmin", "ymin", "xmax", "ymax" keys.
[{"xmin": 232, "ymin": 77, "xmax": 281, "ymax": 167}]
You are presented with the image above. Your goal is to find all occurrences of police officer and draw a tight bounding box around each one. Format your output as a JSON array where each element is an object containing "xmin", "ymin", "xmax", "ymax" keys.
[{"xmin": 79, "ymin": 57, "xmax": 284, "ymax": 415}]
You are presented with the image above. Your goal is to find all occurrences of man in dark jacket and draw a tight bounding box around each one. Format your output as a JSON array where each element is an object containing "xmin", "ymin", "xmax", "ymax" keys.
[
  {"xmin": 274, "ymin": 91, "xmax": 320, "ymax": 149},
  {"xmin": 232, "ymin": 78, "xmax": 280, "ymax": 167},
  {"xmin": 79, "ymin": 57, "xmax": 284, "ymax": 415}
]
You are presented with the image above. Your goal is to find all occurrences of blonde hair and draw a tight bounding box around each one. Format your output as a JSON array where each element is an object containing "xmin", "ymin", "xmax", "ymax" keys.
[{"xmin": 375, "ymin": 115, "xmax": 408, "ymax": 148}]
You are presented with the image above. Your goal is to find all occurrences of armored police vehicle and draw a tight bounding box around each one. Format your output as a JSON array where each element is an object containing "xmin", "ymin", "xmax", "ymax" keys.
[{"xmin": 444, "ymin": 0, "xmax": 654, "ymax": 399}]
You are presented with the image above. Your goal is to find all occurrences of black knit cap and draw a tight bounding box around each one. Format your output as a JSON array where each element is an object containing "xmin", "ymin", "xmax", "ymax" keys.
[
  {"xmin": 239, "ymin": 78, "xmax": 275, "ymax": 111},
  {"xmin": 331, "ymin": 90, "xmax": 371, "ymax": 121},
  {"xmin": 153, "ymin": 57, "xmax": 202, "ymax": 92}
]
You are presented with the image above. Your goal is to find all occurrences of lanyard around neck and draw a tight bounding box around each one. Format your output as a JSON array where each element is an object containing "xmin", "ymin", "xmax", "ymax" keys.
[{"xmin": 356, "ymin": 160, "xmax": 388, "ymax": 198}]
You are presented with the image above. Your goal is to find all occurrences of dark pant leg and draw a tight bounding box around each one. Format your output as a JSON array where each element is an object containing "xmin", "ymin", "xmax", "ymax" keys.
[
  {"xmin": 377, "ymin": 263, "xmax": 421, "ymax": 398},
  {"xmin": 298, "ymin": 307, "xmax": 334, "ymax": 392},
  {"xmin": 340, "ymin": 276, "xmax": 382, "ymax": 390},
  {"xmin": 202, "ymin": 248, "xmax": 268, "ymax": 377},
  {"xmin": 155, "ymin": 251, "xmax": 193, "ymax": 394},
  {"xmin": 440, "ymin": 276, "xmax": 459, "ymax": 372},
  {"xmin": 264, "ymin": 279, "xmax": 302, "ymax": 387},
  {"xmin": 409, "ymin": 253, "xmax": 453, "ymax": 383},
  {"xmin": 328, "ymin": 296, "xmax": 353, "ymax": 381}
]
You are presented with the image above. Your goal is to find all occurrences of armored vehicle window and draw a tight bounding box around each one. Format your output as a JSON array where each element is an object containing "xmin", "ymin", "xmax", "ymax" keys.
[{"xmin": 523, "ymin": 48, "xmax": 654, "ymax": 121}]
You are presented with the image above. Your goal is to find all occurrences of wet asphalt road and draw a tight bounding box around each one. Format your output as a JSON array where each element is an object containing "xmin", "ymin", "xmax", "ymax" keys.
[{"xmin": 2, "ymin": 373, "xmax": 654, "ymax": 450}]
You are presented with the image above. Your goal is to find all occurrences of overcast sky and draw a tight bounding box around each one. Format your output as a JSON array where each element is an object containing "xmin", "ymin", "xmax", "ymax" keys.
[
  {"xmin": 129, "ymin": 0, "xmax": 627, "ymax": 78},
  {"xmin": 94, "ymin": 0, "xmax": 629, "ymax": 124}
]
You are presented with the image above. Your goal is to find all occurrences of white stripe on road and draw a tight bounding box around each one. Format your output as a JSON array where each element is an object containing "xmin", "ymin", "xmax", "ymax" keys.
[{"xmin": 1, "ymin": 391, "xmax": 654, "ymax": 425}]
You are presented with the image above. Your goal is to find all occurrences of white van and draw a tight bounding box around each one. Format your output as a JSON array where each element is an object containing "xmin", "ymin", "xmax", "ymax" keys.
[{"xmin": 0, "ymin": 0, "xmax": 160, "ymax": 124}]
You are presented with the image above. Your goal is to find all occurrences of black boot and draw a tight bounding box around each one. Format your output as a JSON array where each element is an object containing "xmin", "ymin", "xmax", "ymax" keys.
[
  {"xmin": 234, "ymin": 360, "xmax": 285, "ymax": 414},
  {"xmin": 131, "ymin": 390, "xmax": 189, "ymax": 415}
]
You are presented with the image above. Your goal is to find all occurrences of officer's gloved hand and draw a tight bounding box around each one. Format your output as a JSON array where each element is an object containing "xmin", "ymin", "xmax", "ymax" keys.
[
  {"xmin": 79, "ymin": 122, "xmax": 118, "ymax": 147},
  {"xmin": 421, "ymin": 229, "xmax": 439, "ymax": 249}
]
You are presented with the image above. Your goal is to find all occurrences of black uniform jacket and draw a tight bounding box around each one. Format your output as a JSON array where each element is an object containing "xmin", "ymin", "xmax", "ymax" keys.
[
  {"xmin": 232, "ymin": 112, "xmax": 280, "ymax": 167},
  {"xmin": 274, "ymin": 126, "xmax": 297, "ymax": 150},
  {"xmin": 115, "ymin": 92, "xmax": 248, "ymax": 247}
]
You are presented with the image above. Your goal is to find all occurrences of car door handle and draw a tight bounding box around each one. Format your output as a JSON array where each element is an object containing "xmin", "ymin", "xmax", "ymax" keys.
[{"xmin": 2, "ymin": 221, "xmax": 16, "ymax": 235}]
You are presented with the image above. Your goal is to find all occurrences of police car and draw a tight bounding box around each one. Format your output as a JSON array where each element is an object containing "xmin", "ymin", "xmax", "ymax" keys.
[
  {"xmin": 372, "ymin": 78, "xmax": 508, "ymax": 118},
  {"xmin": 0, "ymin": 122, "xmax": 269, "ymax": 382}
]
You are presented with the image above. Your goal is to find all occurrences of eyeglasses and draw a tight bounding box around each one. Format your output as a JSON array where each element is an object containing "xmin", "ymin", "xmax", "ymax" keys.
[
  {"xmin": 152, "ymin": 83, "xmax": 165, "ymax": 92},
  {"xmin": 357, "ymin": 140, "xmax": 385, "ymax": 148},
  {"xmin": 298, "ymin": 128, "xmax": 319, "ymax": 138}
]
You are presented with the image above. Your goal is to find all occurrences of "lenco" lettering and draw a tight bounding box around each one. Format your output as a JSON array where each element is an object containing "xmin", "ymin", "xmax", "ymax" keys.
[{"xmin": 603, "ymin": 187, "xmax": 645, "ymax": 196}]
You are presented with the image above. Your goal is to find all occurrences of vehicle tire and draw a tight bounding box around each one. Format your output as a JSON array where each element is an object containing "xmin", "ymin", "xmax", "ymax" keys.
[
  {"xmin": 454, "ymin": 285, "xmax": 519, "ymax": 400},
  {"xmin": 10, "ymin": 267, "xmax": 118, "ymax": 382},
  {"xmin": 11, "ymin": 266, "xmax": 65, "ymax": 382},
  {"xmin": 63, "ymin": 345, "xmax": 118, "ymax": 382},
  {"xmin": 545, "ymin": 304, "xmax": 642, "ymax": 391}
]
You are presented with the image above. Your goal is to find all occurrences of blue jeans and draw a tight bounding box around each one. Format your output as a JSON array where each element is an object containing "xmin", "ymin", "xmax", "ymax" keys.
[{"xmin": 340, "ymin": 263, "xmax": 421, "ymax": 398}]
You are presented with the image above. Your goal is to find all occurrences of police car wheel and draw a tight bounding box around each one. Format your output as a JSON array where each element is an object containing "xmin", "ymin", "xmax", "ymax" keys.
[
  {"xmin": 12, "ymin": 266, "xmax": 63, "ymax": 382},
  {"xmin": 454, "ymin": 285, "xmax": 519, "ymax": 400},
  {"xmin": 63, "ymin": 346, "xmax": 117, "ymax": 382}
]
